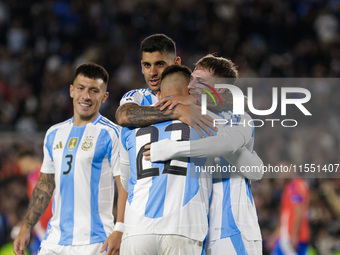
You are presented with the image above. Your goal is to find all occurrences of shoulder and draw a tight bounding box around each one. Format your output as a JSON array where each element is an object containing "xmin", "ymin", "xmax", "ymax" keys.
[
  {"xmin": 45, "ymin": 118, "xmax": 72, "ymax": 135},
  {"xmin": 94, "ymin": 116, "xmax": 121, "ymax": 138},
  {"xmin": 122, "ymin": 88, "xmax": 149, "ymax": 98}
]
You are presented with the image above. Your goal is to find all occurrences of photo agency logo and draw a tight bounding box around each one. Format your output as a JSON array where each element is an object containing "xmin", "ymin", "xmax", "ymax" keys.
[{"xmin": 200, "ymin": 83, "xmax": 312, "ymax": 128}]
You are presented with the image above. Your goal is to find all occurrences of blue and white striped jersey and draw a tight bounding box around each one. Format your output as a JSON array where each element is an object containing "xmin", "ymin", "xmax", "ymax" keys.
[
  {"xmin": 208, "ymin": 111, "xmax": 262, "ymax": 242},
  {"xmin": 119, "ymin": 88, "xmax": 158, "ymax": 106},
  {"xmin": 40, "ymin": 114, "xmax": 121, "ymax": 246},
  {"xmin": 120, "ymin": 120, "xmax": 210, "ymax": 242}
]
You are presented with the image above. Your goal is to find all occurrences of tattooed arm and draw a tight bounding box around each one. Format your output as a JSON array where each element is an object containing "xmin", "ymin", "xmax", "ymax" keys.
[
  {"xmin": 14, "ymin": 173, "xmax": 55, "ymax": 255},
  {"xmin": 115, "ymin": 103, "xmax": 215, "ymax": 137},
  {"xmin": 115, "ymin": 103, "xmax": 176, "ymax": 127}
]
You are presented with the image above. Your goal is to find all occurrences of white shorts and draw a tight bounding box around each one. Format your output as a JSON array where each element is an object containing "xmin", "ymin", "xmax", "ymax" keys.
[
  {"xmin": 206, "ymin": 233, "xmax": 262, "ymax": 255},
  {"xmin": 38, "ymin": 240, "xmax": 104, "ymax": 255},
  {"xmin": 120, "ymin": 234, "xmax": 203, "ymax": 255}
]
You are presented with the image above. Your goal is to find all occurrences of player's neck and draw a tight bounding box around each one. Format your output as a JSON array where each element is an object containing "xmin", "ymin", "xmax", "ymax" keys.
[{"xmin": 73, "ymin": 113, "xmax": 99, "ymax": 126}]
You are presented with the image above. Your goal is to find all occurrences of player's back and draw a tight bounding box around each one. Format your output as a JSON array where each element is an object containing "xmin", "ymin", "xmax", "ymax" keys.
[
  {"xmin": 207, "ymin": 111, "xmax": 262, "ymax": 242},
  {"xmin": 121, "ymin": 119, "xmax": 210, "ymax": 242}
]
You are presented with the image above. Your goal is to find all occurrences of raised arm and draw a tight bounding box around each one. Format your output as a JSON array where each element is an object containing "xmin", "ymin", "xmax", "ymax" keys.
[
  {"xmin": 14, "ymin": 173, "xmax": 55, "ymax": 255},
  {"xmin": 115, "ymin": 103, "xmax": 215, "ymax": 137},
  {"xmin": 115, "ymin": 103, "xmax": 176, "ymax": 127}
]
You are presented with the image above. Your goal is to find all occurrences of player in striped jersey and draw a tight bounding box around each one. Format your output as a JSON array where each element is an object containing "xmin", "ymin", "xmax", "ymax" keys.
[
  {"xmin": 145, "ymin": 55, "xmax": 263, "ymax": 255},
  {"xmin": 115, "ymin": 34, "xmax": 213, "ymax": 137},
  {"xmin": 14, "ymin": 63, "xmax": 127, "ymax": 255},
  {"xmin": 119, "ymin": 65, "xmax": 212, "ymax": 255}
]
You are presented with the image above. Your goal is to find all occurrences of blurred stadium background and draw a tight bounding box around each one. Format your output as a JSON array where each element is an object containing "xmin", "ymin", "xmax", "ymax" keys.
[{"xmin": 0, "ymin": 0, "xmax": 339, "ymax": 254}]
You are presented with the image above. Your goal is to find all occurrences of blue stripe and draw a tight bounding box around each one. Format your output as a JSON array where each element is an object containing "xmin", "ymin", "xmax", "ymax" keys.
[
  {"xmin": 98, "ymin": 117, "xmax": 121, "ymax": 132},
  {"xmin": 90, "ymin": 129, "xmax": 109, "ymax": 243},
  {"xmin": 183, "ymin": 165, "xmax": 199, "ymax": 206},
  {"xmin": 145, "ymin": 95, "xmax": 153, "ymax": 105},
  {"xmin": 92, "ymin": 114, "xmax": 102, "ymax": 125},
  {"xmin": 245, "ymin": 179, "xmax": 254, "ymax": 205},
  {"xmin": 230, "ymin": 233, "xmax": 248, "ymax": 255},
  {"xmin": 98, "ymin": 120, "xmax": 120, "ymax": 137},
  {"xmin": 106, "ymin": 132, "xmax": 113, "ymax": 166},
  {"xmin": 145, "ymin": 174, "xmax": 167, "ymax": 218},
  {"xmin": 45, "ymin": 129, "xmax": 58, "ymax": 162},
  {"xmin": 183, "ymin": 127, "xmax": 208, "ymax": 205},
  {"xmin": 59, "ymin": 125, "xmax": 86, "ymax": 245},
  {"xmin": 220, "ymin": 179, "xmax": 240, "ymax": 239},
  {"xmin": 123, "ymin": 90, "xmax": 137, "ymax": 98},
  {"xmin": 124, "ymin": 128, "xmax": 136, "ymax": 204}
]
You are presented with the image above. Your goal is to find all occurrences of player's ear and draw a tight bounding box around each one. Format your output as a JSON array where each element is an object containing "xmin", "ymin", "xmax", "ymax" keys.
[
  {"xmin": 157, "ymin": 91, "xmax": 162, "ymax": 100},
  {"xmin": 70, "ymin": 84, "xmax": 74, "ymax": 98},
  {"xmin": 102, "ymin": 92, "xmax": 109, "ymax": 103},
  {"xmin": 174, "ymin": 56, "xmax": 181, "ymax": 65},
  {"xmin": 140, "ymin": 60, "xmax": 145, "ymax": 75}
]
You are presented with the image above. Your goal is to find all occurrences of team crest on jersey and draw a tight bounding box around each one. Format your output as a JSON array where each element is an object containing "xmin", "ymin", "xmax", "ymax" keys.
[
  {"xmin": 81, "ymin": 136, "xmax": 94, "ymax": 151},
  {"xmin": 68, "ymin": 138, "xmax": 78, "ymax": 151}
]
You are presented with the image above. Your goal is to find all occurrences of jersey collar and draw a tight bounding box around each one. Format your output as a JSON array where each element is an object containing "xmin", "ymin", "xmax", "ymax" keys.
[
  {"xmin": 71, "ymin": 113, "xmax": 102, "ymax": 126},
  {"xmin": 147, "ymin": 88, "xmax": 157, "ymax": 96}
]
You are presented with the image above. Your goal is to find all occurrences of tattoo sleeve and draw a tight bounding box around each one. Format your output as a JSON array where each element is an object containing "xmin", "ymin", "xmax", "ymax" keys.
[
  {"xmin": 24, "ymin": 173, "xmax": 55, "ymax": 232},
  {"xmin": 116, "ymin": 103, "xmax": 175, "ymax": 127}
]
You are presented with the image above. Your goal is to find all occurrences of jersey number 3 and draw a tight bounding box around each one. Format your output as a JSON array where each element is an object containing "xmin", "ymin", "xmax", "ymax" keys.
[{"xmin": 63, "ymin": 154, "xmax": 73, "ymax": 175}]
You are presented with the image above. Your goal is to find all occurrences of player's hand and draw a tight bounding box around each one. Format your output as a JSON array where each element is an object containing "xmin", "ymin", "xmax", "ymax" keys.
[
  {"xmin": 100, "ymin": 231, "xmax": 122, "ymax": 255},
  {"xmin": 143, "ymin": 144, "xmax": 151, "ymax": 161},
  {"xmin": 143, "ymin": 140, "xmax": 176, "ymax": 162},
  {"xmin": 13, "ymin": 226, "xmax": 30, "ymax": 255},
  {"xmin": 174, "ymin": 104, "xmax": 217, "ymax": 137},
  {"xmin": 154, "ymin": 95, "xmax": 191, "ymax": 110}
]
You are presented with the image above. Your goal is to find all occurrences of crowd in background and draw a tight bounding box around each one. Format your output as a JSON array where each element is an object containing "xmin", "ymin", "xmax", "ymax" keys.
[{"xmin": 0, "ymin": 0, "xmax": 339, "ymax": 254}]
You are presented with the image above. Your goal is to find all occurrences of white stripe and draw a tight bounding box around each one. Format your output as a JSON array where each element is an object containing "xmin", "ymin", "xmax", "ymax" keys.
[
  {"xmin": 98, "ymin": 157, "xmax": 115, "ymax": 236},
  {"xmin": 163, "ymin": 175, "xmax": 185, "ymax": 215},
  {"xmin": 163, "ymin": 127, "xmax": 186, "ymax": 215},
  {"xmin": 131, "ymin": 130, "xmax": 153, "ymax": 214},
  {"xmin": 208, "ymin": 181, "xmax": 224, "ymax": 241}
]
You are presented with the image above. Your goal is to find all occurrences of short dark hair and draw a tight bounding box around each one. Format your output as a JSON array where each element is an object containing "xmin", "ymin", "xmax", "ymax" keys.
[
  {"xmin": 195, "ymin": 54, "xmax": 238, "ymax": 82},
  {"xmin": 161, "ymin": 65, "xmax": 192, "ymax": 81},
  {"xmin": 140, "ymin": 34, "xmax": 176, "ymax": 56},
  {"xmin": 74, "ymin": 62, "xmax": 109, "ymax": 84}
]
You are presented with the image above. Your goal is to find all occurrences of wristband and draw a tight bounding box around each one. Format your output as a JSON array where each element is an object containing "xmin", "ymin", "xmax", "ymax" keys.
[{"xmin": 113, "ymin": 222, "xmax": 124, "ymax": 233}]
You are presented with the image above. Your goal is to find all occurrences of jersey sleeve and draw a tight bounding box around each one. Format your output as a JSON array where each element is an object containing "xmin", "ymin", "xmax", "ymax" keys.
[
  {"xmin": 40, "ymin": 129, "xmax": 56, "ymax": 174},
  {"xmin": 150, "ymin": 112, "xmax": 252, "ymax": 159},
  {"xmin": 120, "ymin": 89, "xmax": 144, "ymax": 106}
]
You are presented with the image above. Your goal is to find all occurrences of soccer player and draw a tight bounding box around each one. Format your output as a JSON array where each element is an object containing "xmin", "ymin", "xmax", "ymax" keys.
[
  {"xmin": 115, "ymin": 33, "xmax": 213, "ymax": 137},
  {"xmin": 145, "ymin": 55, "xmax": 263, "ymax": 255},
  {"xmin": 119, "ymin": 65, "xmax": 211, "ymax": 255},
  {"xmin": 13, "ymin": 63, "xmax": 127, "ymax": 255},
  {"xmin": 269, "ymin": 176, "xmax": 310, "ymax": 255}
]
